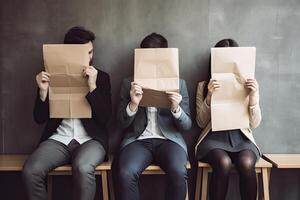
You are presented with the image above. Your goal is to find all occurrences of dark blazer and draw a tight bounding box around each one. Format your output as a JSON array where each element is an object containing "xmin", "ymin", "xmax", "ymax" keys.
[
  {"xmin": 117, "ymin": 77, "xmax": 192, "ymax": 153},
  {"xmin": 33, "ymin": 69, "xmax": 112, "ymax": 152}
]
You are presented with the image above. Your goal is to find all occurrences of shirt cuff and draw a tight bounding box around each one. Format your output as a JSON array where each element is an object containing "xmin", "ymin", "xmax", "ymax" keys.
[
  {"xmin": 204, "ymin": 98, "xmax": 210, "ymax": 109},
  {"xmin": 249, "ymin": 103, "xmax": 258, "ymax": 116},
  {"xmin": 249, "ymin": 104, "xmax": 257, "ymax": 110},
  {"xmin": 126, "ymin": 103, "xmax": 137, "ymax": 117},
  {"xmin": 171, "ymin": 106, "xmax": 182, "ymax": 119}
]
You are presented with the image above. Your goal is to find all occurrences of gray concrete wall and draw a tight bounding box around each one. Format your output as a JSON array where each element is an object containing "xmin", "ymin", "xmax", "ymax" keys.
[{"xmin": 1, "ymin": 0, "xmax": 300, "ymax": 199}]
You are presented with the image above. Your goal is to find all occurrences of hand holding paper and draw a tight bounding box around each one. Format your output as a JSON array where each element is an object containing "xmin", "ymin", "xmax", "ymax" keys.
[
  {"xmin": 166, "ymin": 91, "xmax": 182, "ymax": 112},
  {"xmin": 36, "ymin": 71, "xmax": 51, "ymax": 101},
  {"xmin": 129, "ymin": 82, "xmax": 143, "ymax": 111},
  {"xmin": 245, "ymin": 79, "xmax": 259, "ymax": 106},
  {"xmin": 134, "ymin": 48, "xmax": 179, "ymax": 108},
  {"xmin": 210, "ymin": 47, "xmax": 256, "ymax": 131},
  {"xmin": 206, "ymin": 79, "xmax": 221, "ymax": 106},
  {"xmin": 83, "ymin": 65, "xmax": 98, "ymax": 92},
  {"xmin": 43, "ymin": 44, "xmax": 92, "ymax": 118}
]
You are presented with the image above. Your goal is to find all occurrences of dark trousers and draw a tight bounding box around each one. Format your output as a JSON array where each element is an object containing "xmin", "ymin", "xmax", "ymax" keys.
[
  {"xmin": 112, "ymin": 138, "xmax": 188, "ymax": 200},
  {"xmin": 22, "ymin": 139, "xmax": 105, "ymax": 200}
]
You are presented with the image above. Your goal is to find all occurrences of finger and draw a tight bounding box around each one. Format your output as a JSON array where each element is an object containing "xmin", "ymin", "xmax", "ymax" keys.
[
  {"xmin": 245, "ymin": 84, "xmax": 256, "ymax": 89},
  {"xmin": 245, "ymin": 81, "xmax": 255, "ymax": 85},
  {"xmin": 87, "ymin": 68, "xmax": 96, "ymax": 74},
  {"xmin": 168, "ymin": 96, "xmax": 180, "ymax": 103},
  {"xmin": 246, "ymin": 82, "xmax": 256, "ymax": 86},
  {"xmin": 166, "ymin": 92, "xmax": 181, "ymax": 98},
  {"xmin": 134, "ymin": 88, "xmax": 143, "ymax": 94},
  {"xmin": 41, "ymin": 77, "xmax": 50, "ymax": 82},
  {"xmin": 213, "ymin": 80, "xmax": 220, "ymax": 84},
  {"xmin": 167, "ymin": 94, "xmax": 181, "ymax": 99},
  {"xmin": 212, "ymin": 84, "xmax": 221, "ymax": 89},
  {"xmin": 42, "ymin": 72, "xmax": 51, "ymax": 77},
  {"xmin": 246, "ymin": 80, "xmax": 258, "ymax": 86},
  {"xmin": 169, "ymin": 98, "xmax": 181, "ymax": 105},
  {"xmin": 212, "ymin": 86, "xmax": 220, "ymax": 91},
  {"xmin": 85, "ymin": 70, "xmax": 92, "ymax": 76},
  {"xmin": 211, "ymin": 82, "xmax": 221, "ymax": 87},
  {"xmin": 168, "ymin": 95, "xmax": 181, "ymax": 101},
  {"xmin": 208, "ymin": 80, "xmax": 216, "ymax": 86},
  {"xmin": 131, "ymin": 82, "xmax": 139, "ymax": 86},
  {"xmin": 245, "ymin": 83, "xmax": 257, "ymax": 88},
  {"xmin": 133, "ymin": 85, "xmax": 143, "ymax": 91},
  {"xmin": 134, "ymin": 91, "xmax": 143, "ymax": 95},
  {"xmin": 134, "ymin": 87, "xmax": 143, "ymax": 92},
  {"xmin": 86, "ymin": 68, "xmax": 94, "ymax": 73},
  {"xmin": 166, "ymin": 94, "xmax": 180, "ymax": 101},
  {"xmin": 42, "ymin": 74, "xmax": 50, "ymax": 79},
  {"xmin": 40, "ymin": 74, "xmax": 49, "ymax": 80},
  {"xmin": 247, "ymin": 86, "xmax": 256, "ymax": 91},
  {"xmin": 247, "ymin": 79, "xmax": 257, "ymax": 82},
  {"xmin": 212, "ymin": 80, "xmax": 220, "ymax": 84},
  {"xmin": 166, "ymin": 91, "xmax": 179, "ymax": 95}
]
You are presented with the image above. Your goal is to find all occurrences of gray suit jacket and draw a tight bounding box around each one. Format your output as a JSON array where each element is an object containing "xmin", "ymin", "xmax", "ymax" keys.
[{"xmin": 117, "ymin": 77, "xmax": 192, "ymax": 153}]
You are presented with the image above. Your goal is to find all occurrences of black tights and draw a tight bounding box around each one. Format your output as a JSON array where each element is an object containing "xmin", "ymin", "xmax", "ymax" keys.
[{"xmin": 202, "ymin": 149, "xmax": 257, "ymax": 200}]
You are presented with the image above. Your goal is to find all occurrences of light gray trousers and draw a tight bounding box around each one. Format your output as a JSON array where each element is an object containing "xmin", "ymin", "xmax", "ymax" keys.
[{"xmin": 22, "ymin": 139, "xmax": 105, "ymax": 200}]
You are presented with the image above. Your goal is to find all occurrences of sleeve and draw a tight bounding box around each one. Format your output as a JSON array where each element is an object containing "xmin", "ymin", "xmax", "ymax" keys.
[
  {"xmin": 248, "ymin": 94, "xmax": 262, "ymax": 128},
  {"xmin": 195, "ymin": 81, "xmax": 211, "ymax": 129},
  {"xmin": 116, "ymin": 78, "xmax": 137, "ymax": 128},
  {"xmin": 33, "ymin": 88, "xmax": 50, "ymax": 124},
  {"xmin": 172, "ymin": 80, "xmax": 192, "ymax": 131},
  {"xmin": 85, "ymin": 71, "xmax": 112, "ymax": 126}
]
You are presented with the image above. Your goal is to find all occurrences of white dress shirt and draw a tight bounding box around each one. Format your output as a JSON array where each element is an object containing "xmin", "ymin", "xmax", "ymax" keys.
[
  {"xmin": 126, "ymin": 103, "xmax": 182, "ymax": 140},
  {"xmin": 49, "ymin": 119, "xmax": 92, "ymax": 145}
]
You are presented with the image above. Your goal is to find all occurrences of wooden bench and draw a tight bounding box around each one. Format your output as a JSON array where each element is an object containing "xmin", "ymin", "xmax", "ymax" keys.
[
  {"xmin": 0, "ymin": 154, "xmax": 191, "ymax": 200},
  {"xmin": 0, "ymin": 154, "xmax": 109, "ymax": 200},
  {"xmin": 263, "ymin": 154, "xmax": 300, "ymax": 168},
  {"xmin": 194, "ymin": 158, "xmax": 272, "ymax": 200},
  {"xmin": 47, "ymin": 160, "xmax": 112, "ymax": 200}
]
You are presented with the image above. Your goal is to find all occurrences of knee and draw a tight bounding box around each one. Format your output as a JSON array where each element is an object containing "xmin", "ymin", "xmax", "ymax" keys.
[
  {"xmin": 22, "ymin": 161, "xmax": 46, "ymax": 181},
  {"xmin": 212, "ymin": 156, "xmax": 232, "ymax": 174},
  {"xmin": 122, "ymin": 167, "xmax": 140, "ymax": 183},
  {"xmin": 166, "ymin": 166, "xmax": 187, "ymax": 185},
  {"xmin": 113, "ymin": 163, "xmax": 140, "ymax": 184},
  {"xmin": 72, "ymin": 163, "xmax": 95, "ymax": 177},
  {"xmin": 236, "ymin": 157, "xmax": 256, "ymax": 174}
]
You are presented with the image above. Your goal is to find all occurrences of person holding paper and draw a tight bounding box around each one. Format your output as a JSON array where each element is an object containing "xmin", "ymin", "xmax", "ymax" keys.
[
  {"xmin": 112, "ymin": 33, "xmax": 192, "ymax": 200},
  {"xmin": 195, "ymin": 39, "xmax": 262, "ymax": 200},
  {"xmin": 22, "ymin": 26, "xmax": 112, "ymax": 200}
]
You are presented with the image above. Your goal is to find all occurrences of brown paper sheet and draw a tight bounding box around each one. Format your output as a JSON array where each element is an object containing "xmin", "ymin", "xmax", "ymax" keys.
[
  {"xmin": 43, "ymin": 44, "xmax": 91, "ymax": 118},
  {"xmin": 211, "ymin": 47, "xmax": 256, "ymax": 131},
  {"xmin": 134, "ymin": 48, "xmax": 179, "ymax": 108}
]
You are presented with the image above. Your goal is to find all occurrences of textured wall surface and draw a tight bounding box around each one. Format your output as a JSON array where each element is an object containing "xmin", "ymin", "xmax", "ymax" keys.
[{"xmin": 1, "ymin": 0, "xmax": 300, "ymax": 199}]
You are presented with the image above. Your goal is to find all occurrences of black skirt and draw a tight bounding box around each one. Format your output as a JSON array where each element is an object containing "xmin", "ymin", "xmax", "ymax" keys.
[{"xmin": 196, "ymin": 129, "xmax": 260, "ymax": 161}]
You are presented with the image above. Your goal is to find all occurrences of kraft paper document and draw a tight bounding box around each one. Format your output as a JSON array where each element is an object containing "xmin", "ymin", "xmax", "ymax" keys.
[
  {"xmin": 134, "ymin": 48, "xmax": 179, "ymax": 108},
  {"xmin": 211, "ymin": 47, "xmax": 256, "ymax": 131},
  {"xmin": 43, "ymin": 44, "xmax": 91, "ymax": 118}
]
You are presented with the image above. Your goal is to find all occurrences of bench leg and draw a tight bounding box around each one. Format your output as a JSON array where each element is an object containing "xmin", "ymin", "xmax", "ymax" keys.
[
  {"xmin": 256, "ymin": 172, "xmax": 259, "ymax": 200},
  {"xmin": 262, "ymin": 168, "xmax": 270, "ymax": 200},
  {"xmin": 185, "ymin": 180, "xmax": 189, "ymax": 200},
  {"xmin": 201, "ymin": 168, "xmax": 209, "ymax": 200},
  {"xmin": 195, "ymin": 168, "xmax": 202, "ymax": 200},
  {"xmin": 185, "ymin": 189, "xmax": 189, "ymax": 200},
  {"xmin": 47, "ymin": 175, "xmax": 53, "ymax": 200},
  {"xmin": 101, "ymin": 171, "xmax": 109, "ymax": 200},
  {"xmin": 108, "ymin": 171, "xmax": 115, "ymax": 200}
]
